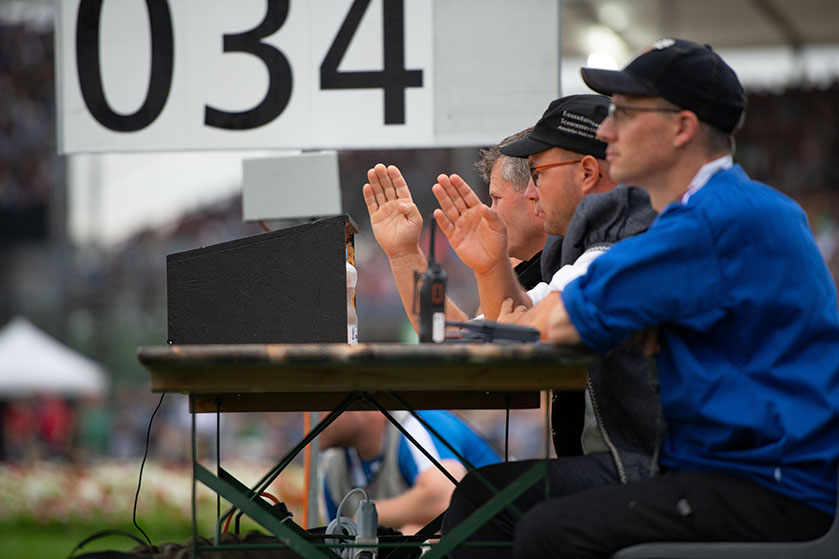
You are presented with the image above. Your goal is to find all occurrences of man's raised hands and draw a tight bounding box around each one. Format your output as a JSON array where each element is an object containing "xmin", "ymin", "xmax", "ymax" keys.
[
  {"xmin": 361, "ymin": 164, "xmax": 470, "ymax": 328},
  {"xmin": 432, "ymin": 173, "xmax": 508, "ymax": 276}
]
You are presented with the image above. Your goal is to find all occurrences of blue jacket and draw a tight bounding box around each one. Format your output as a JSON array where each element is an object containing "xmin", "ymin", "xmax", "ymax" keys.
[
  {"xmin": 562, "ymin": 165, "xmax": 839, "ymax": 514},
  {"xmin": 323, "ymin": 410, "xmax": 500, "ymax": 519}
]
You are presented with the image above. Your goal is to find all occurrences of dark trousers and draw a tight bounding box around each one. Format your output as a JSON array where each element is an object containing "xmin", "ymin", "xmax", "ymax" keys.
[
  {"xmin": 442, "ymin": 453, "xmax": 623, "ymax": 559},
  {"xmin": 514, "ymin": 470, "xmax": 832, "ymax": 559},
  {"xmin": 443, "ymin": 461, "xmax": 833, "ymax": 559}
]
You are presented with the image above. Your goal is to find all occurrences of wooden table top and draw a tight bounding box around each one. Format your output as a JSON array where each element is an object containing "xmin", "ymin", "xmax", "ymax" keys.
[{"xmin": 138, "ymin": 342, "xmax": 595, "ymax": 412}]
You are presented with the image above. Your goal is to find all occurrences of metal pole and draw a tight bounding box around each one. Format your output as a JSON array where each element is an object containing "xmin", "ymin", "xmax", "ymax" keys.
[
  {"xmin": 306, "ymin": 411, "xmax": 320, "ymax": 528},
  {"xmin": 557, "ymin": 0, "xmax": 563, "ymax": 95}
]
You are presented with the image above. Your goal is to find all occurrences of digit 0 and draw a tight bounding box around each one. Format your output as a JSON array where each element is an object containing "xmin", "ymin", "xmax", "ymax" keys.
[{"xmin": 75, "ymin": 0, "xmax": 174, "ymax": 132}]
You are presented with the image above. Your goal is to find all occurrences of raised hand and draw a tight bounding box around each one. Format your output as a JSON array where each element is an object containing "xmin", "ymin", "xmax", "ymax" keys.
[
  {"xmin": 363, "ymin": 164, "xmax": 423, "ymax": 260},
  {"xmin": 432, "ymin": 173, "xmax": 508, "ymax": 275}
]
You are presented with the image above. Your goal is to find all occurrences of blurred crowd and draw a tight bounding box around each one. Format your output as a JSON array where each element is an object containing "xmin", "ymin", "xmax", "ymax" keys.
[
  {"xmin": 0, "ymin": 390, "xmax": 550, "ymax": 467},
  {"xmin": 737, "ymin": 84, "xmax": 839, "ymax": 287},
  {"xmin": 0, "ymin": 22, "xmax": 836, "ymax": 469},
  {"xmin": 0, "ymin": 23, "xmax": 54, "ymax": 242}
]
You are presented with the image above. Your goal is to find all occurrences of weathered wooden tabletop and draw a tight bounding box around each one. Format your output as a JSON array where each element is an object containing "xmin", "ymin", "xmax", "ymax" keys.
[{"xmin": 138, "ymin": 342, "xmax": 595, "ymax": 412}]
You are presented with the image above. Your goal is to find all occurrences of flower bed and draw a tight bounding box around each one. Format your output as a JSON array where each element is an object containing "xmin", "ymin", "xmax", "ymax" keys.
[{"xmin": 0, "ymin": 459, "xmax": 305, "ymax": 530}]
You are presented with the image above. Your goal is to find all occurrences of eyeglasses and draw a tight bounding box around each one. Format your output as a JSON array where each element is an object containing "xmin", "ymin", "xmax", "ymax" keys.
[
  {"xmin": 529, "ymin": 159, "xmax": 582, "ymax": 185},
  {"xmin": 608, "ymin": 103, "xmax": 681, "ymax": 124}
]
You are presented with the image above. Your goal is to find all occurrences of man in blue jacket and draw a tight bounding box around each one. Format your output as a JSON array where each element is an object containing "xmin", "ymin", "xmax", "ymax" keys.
[{"xmin": 533, "ymin": 38, "xmax": 839, "ymax": 558}]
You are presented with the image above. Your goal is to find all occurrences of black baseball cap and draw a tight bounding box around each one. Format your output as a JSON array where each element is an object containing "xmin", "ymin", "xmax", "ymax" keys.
[
  {"xmin": 500, "ymin": 94, "xmax": 609, "ymax": 159},
  {"xmin": 581, "ymin": 38, "xmax": 745, "ymax": 134}
]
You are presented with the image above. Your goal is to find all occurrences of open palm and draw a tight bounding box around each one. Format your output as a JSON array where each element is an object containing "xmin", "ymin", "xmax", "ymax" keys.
[
  {"xmin": 363, "ymin": 164, "xmax": 423, "ymax": 259},
  {"xmin": 432, "ymin": 173, "xmax": 508, "ymax": 275}
]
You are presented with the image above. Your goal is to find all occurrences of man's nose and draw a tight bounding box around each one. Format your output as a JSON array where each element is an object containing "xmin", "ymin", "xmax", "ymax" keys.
[
  {"xmin": 597, "ymin": 118, "xmax": 615, "ymax": 142},
  {"xmin": 525, "ymin": 177, "xmax": 539, "ymax": 200}
]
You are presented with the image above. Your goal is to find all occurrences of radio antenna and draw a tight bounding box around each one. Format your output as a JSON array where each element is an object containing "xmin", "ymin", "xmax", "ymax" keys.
[{"xmin": 428, "ymin": 218, "xmax": 436, "ymax": 265}]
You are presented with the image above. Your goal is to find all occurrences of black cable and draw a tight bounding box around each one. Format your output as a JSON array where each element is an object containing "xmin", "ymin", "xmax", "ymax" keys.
[
  {"xmin": 66, "ymin": 529, "xmax": 154, "ymax": 559},
  {"xmin": 133, "ymin": 392, "xmax": 166, "ymax": 545}
]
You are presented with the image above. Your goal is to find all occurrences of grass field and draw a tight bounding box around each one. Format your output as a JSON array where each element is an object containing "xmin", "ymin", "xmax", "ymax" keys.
[
  {"xmin": 1, "ymin": 517, "xmax": 196, "ymax": 558},
  {"xmin": 0, "ymin": 460, "xmax": 305, "ymax": 558}
]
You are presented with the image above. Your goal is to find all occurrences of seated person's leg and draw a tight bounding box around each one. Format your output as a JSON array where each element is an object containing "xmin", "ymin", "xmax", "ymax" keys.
[
  {"xmin": 442, "ymin": 453, "xmax": 620, "ymax": 559},
  {"xmin": 514, "ymin": 470, "xmax": 834, "ymax": 559}
]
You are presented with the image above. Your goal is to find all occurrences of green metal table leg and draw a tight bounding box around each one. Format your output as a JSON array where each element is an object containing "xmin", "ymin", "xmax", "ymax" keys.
[
  {"xmin": 195, "ymin": 463, "xmax": 335, "ymax": 559},
  {"xmin": 210, "ymin": 393, "xmax": 364, "ymax": 546},
  {"xmin": 250, "ymin": 392, "xmax": 362, "ymax": 496},
  {"xmin": 373, "ymin": 393, "xmax": 526, "ymax": 524},
  {"xmin": 191, "ymin": 404, "xmax": 199, "ymax": 559},
  {"xmin": 422, "ymin": 460, "xmax": 548, "ymax": 559}
]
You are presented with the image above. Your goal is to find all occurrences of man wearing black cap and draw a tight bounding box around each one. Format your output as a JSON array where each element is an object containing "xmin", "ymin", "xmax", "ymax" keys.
[
  {"xmin": 434, "ymin": 94, "xmax": 660, "ymax": 559},
  {"xmin": 432, "ymin": 94, "xmax": 656, "ymax": 327},
  {"xmin": 530, "ymin": 38, "xmax": 839, "ymax": 557}
]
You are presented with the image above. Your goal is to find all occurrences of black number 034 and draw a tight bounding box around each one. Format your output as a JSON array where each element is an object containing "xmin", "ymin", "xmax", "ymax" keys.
[{"xmin": 75, "ymin": 0, "xmax": 424, "ymax": 132}]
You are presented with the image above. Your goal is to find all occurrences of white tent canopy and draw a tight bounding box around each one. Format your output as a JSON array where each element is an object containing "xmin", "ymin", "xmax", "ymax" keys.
[{"xmin": 0, "ymin": 316, "xmax": 108, "ymax": 397}]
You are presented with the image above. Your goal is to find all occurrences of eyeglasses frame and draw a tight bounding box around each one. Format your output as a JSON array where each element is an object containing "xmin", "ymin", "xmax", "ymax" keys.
[
  {"xmin": 529, "ymin": 159, "xmax": 583, "ymax": 185},
  {"xmin": 608, "ymin": 103, "xmax": 682, "ymax": 123}
]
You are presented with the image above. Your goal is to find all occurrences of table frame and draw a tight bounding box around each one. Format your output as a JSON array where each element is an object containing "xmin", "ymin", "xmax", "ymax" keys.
[{"xmin": 139, "ymin": 342, "xmax": 594, "ymax": 558}]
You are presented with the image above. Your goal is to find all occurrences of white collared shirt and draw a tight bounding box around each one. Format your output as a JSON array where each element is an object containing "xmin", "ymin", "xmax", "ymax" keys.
[
  {"xmin": 681, "ymin": 155, "xmax": 733, "ymax": 204},
  {"xmin": 526, "ymin": 246, "xmax": 609, "ymax": 305}
]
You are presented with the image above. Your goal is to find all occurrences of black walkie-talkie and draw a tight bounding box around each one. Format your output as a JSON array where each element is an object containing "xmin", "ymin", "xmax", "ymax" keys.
[{"xmin": 417, "ymin": 220, "xmax": 447, "ymax": 343}]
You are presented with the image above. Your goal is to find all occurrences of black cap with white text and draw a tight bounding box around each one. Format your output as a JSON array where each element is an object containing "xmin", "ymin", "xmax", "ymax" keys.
[{"xmin": 500, "ymin": 94, "xmax": 609, "ymax": 160}]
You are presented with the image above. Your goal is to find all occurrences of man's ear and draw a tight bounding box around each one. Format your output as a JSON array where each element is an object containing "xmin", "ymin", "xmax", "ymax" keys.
[
  {"xmin": 579, "ymin": 155, "xmax": 602, "ymax": 195},
  {"xmin": 673, "ymin": 110, "xmax": 700, "ymax": 149}
]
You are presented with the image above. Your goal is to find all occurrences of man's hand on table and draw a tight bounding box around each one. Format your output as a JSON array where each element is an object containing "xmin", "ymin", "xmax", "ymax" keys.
[{"xmin": 497, "ymin": 297, "xmax": 528, "ymax": 323}]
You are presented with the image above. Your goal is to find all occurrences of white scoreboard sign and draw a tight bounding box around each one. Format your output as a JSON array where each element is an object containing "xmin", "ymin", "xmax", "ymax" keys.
[{"xmin": 56, "ymin": 0, "xmax": 559, "ymax": 154}]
